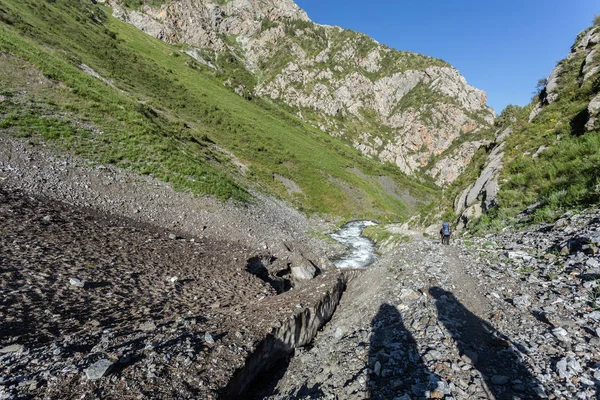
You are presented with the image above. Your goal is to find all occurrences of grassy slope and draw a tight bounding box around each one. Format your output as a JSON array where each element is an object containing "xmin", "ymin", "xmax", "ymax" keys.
[
  {"xmin": 425, "ymin": 21, "xmax": 600, "ymax": 230},
  {"xmin": 0, "ymin": 0, "xmax": 437, "ymax": 220}
]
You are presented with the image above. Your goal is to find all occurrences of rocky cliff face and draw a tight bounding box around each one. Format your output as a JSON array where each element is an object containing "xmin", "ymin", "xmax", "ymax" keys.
[{"xmin": 110, "ymin": 0, "xmax": 494, "ymax": 184}]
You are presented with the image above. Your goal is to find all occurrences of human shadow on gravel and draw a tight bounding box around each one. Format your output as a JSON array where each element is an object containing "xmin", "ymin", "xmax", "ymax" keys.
[
  {"xmin": 368, "ymin": 303, "xmax": 441, "ymax": 399},
  {"xmin": 429, "ymin": 287, "xmax": 543, "ymax": 400}
]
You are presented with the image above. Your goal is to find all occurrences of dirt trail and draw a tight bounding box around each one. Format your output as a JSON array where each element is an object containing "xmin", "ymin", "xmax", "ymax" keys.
[{"xmin": 435, "ymin": 241, "xmax": 494, "ymax": 319}]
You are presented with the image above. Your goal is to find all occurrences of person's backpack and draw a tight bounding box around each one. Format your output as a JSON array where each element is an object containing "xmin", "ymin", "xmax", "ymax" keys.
[{"xmin": 442, "ymin": 222, "xmax": 450, "ymax": 236}]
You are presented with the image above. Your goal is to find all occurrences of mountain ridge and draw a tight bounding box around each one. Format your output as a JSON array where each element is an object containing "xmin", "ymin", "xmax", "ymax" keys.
[{"xmin": 109, "ymin": 0, "xmax": 495, "ymax": 185}]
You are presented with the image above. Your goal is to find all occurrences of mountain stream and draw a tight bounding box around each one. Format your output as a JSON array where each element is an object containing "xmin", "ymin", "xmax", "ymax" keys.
[{"xmin": 329, "ymin": 220, "xmax": 378, "ymax": 269}]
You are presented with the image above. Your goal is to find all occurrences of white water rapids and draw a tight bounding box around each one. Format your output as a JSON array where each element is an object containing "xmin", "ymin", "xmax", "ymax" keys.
[{"xmin": 329, "ymin": 220, "xmax": 378, "ymax": 269}]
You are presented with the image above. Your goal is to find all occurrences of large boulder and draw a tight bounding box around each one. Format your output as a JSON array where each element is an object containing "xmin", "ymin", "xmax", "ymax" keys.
[{"xmin": 290, "ymin": 252, "xmax": 317, "ymax": 281}]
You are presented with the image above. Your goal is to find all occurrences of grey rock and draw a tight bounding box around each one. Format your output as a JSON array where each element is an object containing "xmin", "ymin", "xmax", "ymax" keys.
[
  {"xmin": 556, "ymin": 356, "xmax": 582, "ymax": 380},
  {"xmin": 399, "ymin": 288, "xmax": 420, "ymax": 302},
  {"xmin": 462, "ymin": 350, "xmax": 478, "ymax": 365},
  {"xmin": 85, "ymin": 359, "xmax": 114, "ymax": 380},
  {"xmin": 513, "ymin": 294, "xmax": 532, "ymax": 308},
  {"xmin": 585, "ymin": 258, "xmax": 600, "ymax": 269},
  {"xmin": 333, "ymin": 326, "xmax": 345, "ymax": 340},
  {"xmin": 139, "ymin": 321, "xmax": 157, "ymax": 332},
  {"xmin": 290, "ymin": 253, "xmax": 317, "ymax": 281},
  {"xmin": 552, "ymin": 327, "xmax": 571, "ymax": 343},
  {"xmin": 506, "ymin": 251, "xmax": 533, "ymax": 262},
  {"xmin": 69, "ymin": 277, "xmax": 85, "ymax": 288},
  {"xmin": 374, "ymin": 361, "xmax": 381, "ymax": 376},
  {"xmin": 0, "ymin": 344, "xmax": 23, "ymax": 354},
  {"xmin": 204, "ymin": 331, "xmax": 215, "ymax": 345},
  {"xmin": 542, "ymin": 64, "xmax": 562, "ymax": 105},
  {"xmin": 586, "ymin": 311, "xmax": 600, "ymax": 321}
]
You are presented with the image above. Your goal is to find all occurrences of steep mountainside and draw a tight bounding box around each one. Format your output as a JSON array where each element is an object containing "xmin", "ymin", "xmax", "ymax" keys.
[
  {"xmin": 0, "ymin": 0, "xmax": 441, "ymax": 220},
  {"xmin": 110, "ymin": 0, "xmax": 495, "ymax": 184},
  {"xmin": 433, "ymin": 18, "xmax": 600, "ymax": 230}
]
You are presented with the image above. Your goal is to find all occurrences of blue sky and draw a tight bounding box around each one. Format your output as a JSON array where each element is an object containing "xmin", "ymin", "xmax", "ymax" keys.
[{"xmin": 294, "ymin": 0, "xmax": 600, "ymax": 114}]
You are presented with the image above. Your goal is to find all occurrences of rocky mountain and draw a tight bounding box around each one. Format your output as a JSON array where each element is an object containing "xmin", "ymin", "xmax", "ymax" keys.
[
  {"xmin": 1, "ymin": 0, "xmax": 445, "ymax": 220},
  {"xmin": 109, "ymin": 0, "xmax": 495, "ymax": 184},
  {"xmin": 444, "ymin": 18, "xmax": 600, "ymax": 229}
]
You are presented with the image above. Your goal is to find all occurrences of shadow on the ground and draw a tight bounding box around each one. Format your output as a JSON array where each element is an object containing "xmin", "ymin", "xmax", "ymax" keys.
[
  {"xmin": 368, "ymin": 303, "xmax": 441, "ymax": 398},
  {"xmin": 429, "ymin": 287, "xmax": 543, "ymax": 400}
]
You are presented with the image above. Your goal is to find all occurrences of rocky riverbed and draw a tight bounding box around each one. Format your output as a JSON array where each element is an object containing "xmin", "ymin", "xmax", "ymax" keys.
[{"xmin": 262, "ymin": 213, "xmax": 600, "ymax": 400}]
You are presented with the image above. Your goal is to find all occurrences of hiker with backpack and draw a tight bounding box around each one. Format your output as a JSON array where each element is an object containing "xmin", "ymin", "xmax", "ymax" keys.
[{"xmin": 440, "ymin": 222, "xmax": 451, "ymax": 245}]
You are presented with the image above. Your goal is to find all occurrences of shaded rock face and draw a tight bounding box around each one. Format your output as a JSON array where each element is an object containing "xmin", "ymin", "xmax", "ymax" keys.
[{"xmin": 112, "ymin": 0, "xmax": 494, "ymax": 184}]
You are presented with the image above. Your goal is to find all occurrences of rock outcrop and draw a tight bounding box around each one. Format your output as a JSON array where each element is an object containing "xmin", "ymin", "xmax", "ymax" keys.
[
  {"xmin": 425, "ymin": 139, "xmax": 491, "ymax": 186},
  {"xmin": 454, "ymin": 128, "xmax": 511, "ymax": 229},
  {"xmin": 110, "ymin": 0, "xmax": 495, "ymax": 183},
  {"xmin": 457, "ymin": 20, "xmax": 600, "ymax": 227},
  {"xmin": 530, "ymin": 24, "xmax": 600, "ymax": 123}
]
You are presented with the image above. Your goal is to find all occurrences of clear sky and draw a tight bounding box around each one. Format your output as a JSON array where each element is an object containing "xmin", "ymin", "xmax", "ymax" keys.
[{"xmin": 294, "ymin": 0, "xmax": 600, "ymax": 114}]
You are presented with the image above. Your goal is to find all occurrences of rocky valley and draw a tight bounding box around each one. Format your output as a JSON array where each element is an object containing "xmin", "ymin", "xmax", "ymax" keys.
[{"xmin": 1, "ymin": 0, "xmax": 600, "ymax": 399}]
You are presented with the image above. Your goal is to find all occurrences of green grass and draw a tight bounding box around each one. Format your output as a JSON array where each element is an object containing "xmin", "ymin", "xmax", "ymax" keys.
[
  {"xmin": 0, "ymin": 0, "xmax": 437, "ymax": 219},
  {"xmin": 363, "ymin": 224, "xmax": 411, "ymax": 245},
  {"xmin": 492, "ymin": 21, "xmax": 600, "ymax": 223}
]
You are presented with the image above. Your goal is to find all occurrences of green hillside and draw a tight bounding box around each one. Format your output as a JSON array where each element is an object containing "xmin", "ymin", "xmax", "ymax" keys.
[
  {"xmin": 428, "ymin": 18, "xmax": 600, "ymax": 231},
  {"xmin": 497, "ymin": 24, "xmax": 600, "ymax": 222},
  {"xmin": 0, "ymin": 0, "xmax": 437, "ymax": 220}
]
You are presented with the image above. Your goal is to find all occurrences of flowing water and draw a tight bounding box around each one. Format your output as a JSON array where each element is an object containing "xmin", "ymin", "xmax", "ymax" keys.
[{"xmin": 329, "ymin": 220, "xmax": 378, "ymax": 269}]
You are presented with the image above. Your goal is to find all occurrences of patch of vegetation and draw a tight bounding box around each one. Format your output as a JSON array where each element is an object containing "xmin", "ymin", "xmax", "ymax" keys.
[
  {"xmin": 122, "ymin": 0, "xmax": 163, "ymax": 10},
  {"xmin": 517, "ymin": 266, "xmax": 534, "ymax": 274},
  {"xmin": 495, "ymin": 32, "xmax": 600, "ymax": 223},
  {"xmin": 363, "ymin": 225, "xmax": 411, "ymax": 245}
]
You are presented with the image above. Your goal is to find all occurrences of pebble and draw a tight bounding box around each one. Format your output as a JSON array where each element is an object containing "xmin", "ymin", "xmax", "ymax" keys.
[
  {"xmin": 204, "ymin": 332, "xmax": 215, "ymax": 345},
  {"xmin": 84, "ymin": 359, "xmax": 114, "ymax": 380},
  {"xmin": 0, "ymin": 344, "xmax": 23, "ymax": 354},
  {"xmin": 69, "ymin": 278, "xmax": 85, "ymax": 288},
  {"xmin": 139, "ymin": 321, "xmax": 157, "ymax": 332}
]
